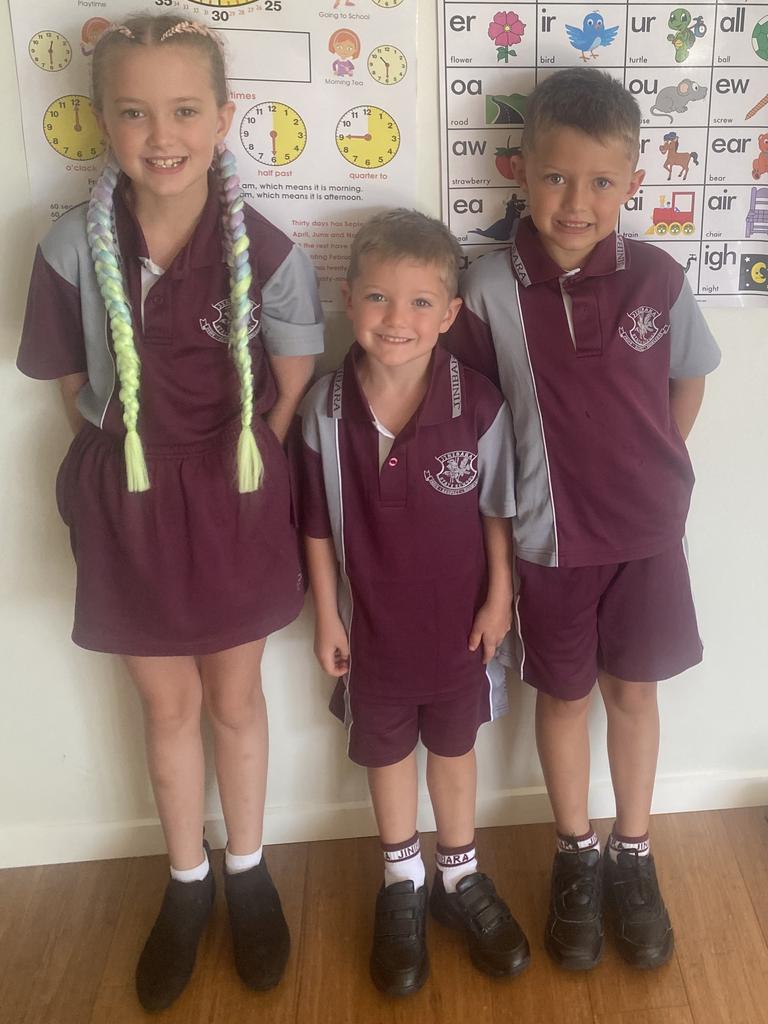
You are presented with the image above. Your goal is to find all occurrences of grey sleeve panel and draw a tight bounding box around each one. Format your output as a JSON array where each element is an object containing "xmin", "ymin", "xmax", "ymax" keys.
[
  {"xmin": 464, "ymin": 253, "xmax": 558, "ymax": 566},
  {"xmin": 260, "ymin": 245, "xmax": 325, "ymax": 356},
  {"xmin": 40, "ymin": 206, "xmax": 116, "ymax": 429},
  {"xmin": 477, "ymin": 403, "xmax": 516, "ymax": 518},
  {"xmin": 668, "ymin": 276, "xmax": 722, "ymax": 378},
  {"xmin": 298, "ymin": 377, "xmax": 355, "ymax": 644}
]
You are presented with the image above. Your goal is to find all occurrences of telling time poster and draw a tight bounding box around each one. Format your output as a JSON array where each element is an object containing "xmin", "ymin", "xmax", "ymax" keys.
[
  {"xmin": 438, "ymin": 2, "xmax": 768, "ymax": 304},
  {"xmin": 8, "ymin": 0, "xmax": 418, "ymax": 309}
]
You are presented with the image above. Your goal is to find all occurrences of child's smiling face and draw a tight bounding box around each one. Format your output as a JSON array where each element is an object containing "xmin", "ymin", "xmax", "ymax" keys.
[
  {"xmin": 97, "ymin": 44, "xmax": 233, "ymax": 209},
  {"xmin": 513, "ymin": 126, "xmax": 645, "ymax": 271}
]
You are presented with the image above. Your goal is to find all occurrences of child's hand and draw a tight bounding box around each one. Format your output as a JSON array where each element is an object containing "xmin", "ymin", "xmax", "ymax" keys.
[
  {"xmin": 314, "ymin": 615, "xmax": 350, "ymax": 677},
  {"xmin": 469, "ymin": 599, "xmax": 512, "ymax": 664}
]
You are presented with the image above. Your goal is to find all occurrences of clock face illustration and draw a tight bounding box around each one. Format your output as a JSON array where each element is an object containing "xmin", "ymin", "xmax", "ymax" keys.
[
  {"xmin": 335, "ymin": 106, "xmax": 400, "ymax": 168},
  {"xmin": 29, "ymin": 30, "xmax": 72, "ymax": 72},
  {"xmin": 367, "ymin": 45, "xmax": 407, "ymax": 85},
  {"xmin": 240, "ymin": 102, "xmax": 307, "ymax": 166},
  {"xmin": 43, "ymin": 95, "xmax": 106, "ymax": 160},
  {"xmin": 372, "ymin": 0, "xmax": 406, "ymax": 7}
]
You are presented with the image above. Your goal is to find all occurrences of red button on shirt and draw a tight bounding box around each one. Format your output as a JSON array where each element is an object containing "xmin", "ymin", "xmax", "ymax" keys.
[{"xmin": 387, "ymin": 456, "xmax": 398, "ymax": 467}]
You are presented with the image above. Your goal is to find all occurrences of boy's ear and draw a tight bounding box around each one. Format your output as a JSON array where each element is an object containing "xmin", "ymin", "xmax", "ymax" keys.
[
  {"xmin": 626, "ymin": 167, "xmax": 645, "ymax": 199},
  {"xmin": 510, "ymin": 154, "xmax": 528, "ymax": 189},
  {"xmin": 439, "ymin": 296, "xmax": 463, "ymax": 334},
  {"xmin": 340, "ymin": 280, "xmax": 353, "ymax": 316}
]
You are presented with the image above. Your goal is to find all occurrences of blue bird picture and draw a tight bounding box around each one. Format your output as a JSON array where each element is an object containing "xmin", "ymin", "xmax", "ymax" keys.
[{"xmin": 565, "ymin": 12, "xmax": 619, "ymax": 61}]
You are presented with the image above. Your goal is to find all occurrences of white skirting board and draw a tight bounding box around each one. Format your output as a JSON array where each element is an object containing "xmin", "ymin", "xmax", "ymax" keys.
[{"xmin": 2, "ymin": 770, "xmax": 767, "ymax": 869}]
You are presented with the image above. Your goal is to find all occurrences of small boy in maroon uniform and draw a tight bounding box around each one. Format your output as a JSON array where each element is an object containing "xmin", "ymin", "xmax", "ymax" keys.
[
  {"xmin": 299, "ymin": 210, "xmax": 529, "ymax": 995},
  {"xmin": 444, "ymin": 68, "xmax": 721, "ymax": 971}
]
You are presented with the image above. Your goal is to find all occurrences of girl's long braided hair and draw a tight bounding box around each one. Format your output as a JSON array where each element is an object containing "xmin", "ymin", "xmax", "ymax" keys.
[{"xmin": 88, "ymin": 15, "xmax": 263, "ymax": 493}]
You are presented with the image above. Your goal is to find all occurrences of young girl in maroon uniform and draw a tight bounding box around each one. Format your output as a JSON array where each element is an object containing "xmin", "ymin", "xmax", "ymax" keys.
[{"xmin": 18, "ymin": 15, "xmax": 323, "ymax": 1012}]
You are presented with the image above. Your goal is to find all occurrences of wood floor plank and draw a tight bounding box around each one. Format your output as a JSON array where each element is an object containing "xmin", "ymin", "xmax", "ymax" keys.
[
  {"xmin": 0, "ymin": 865, "xmax": 41, "ymax": 991},
  {"xmin": 0, "ymin": 859, "xmax": 130, "ymax": 1024},
  {"xmin": 720, "ymin": 806, "xmax": 768, "ymax": 946},
  {"xmin": 3, "ymin": 810, "xmax": 766, "ymax": 1022},
  {"xmin": 594, "ymin": 1008, "xmax": 695, "ymax": 1024},
  {"xmin": 651, "ymin": 811, "xmax": 768, "ymax": 1024}
]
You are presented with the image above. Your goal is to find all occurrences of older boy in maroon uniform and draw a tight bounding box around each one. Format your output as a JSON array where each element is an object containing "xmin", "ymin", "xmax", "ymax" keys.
[
  {"xmin": 444, "ymin": 69, "xmax": 721, "ymax": 971},
  {"xmin": 299, "ymin": 211, "xmax": 529, "ymax": 995}
]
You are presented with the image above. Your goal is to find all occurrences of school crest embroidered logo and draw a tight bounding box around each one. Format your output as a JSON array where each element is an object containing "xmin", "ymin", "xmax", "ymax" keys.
[
  {"xmin": 424, "ymin": 450, "xmax": 478, "ymax": 496},
  {"xmin": 199, "ymin": 299, "xmax": 260, "ymax": 343},
  {"xmin": 619, "ymin": 306, "xmax": 670, "ymax": 352}
]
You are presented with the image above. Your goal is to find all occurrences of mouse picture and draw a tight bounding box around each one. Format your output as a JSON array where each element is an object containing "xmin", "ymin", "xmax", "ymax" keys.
[{"xmin": 650, "ymin": 79, "xmax": 708, "ymax": 122}]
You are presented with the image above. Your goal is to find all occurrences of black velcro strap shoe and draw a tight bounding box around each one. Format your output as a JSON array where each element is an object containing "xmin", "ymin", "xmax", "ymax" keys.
[
  {"xmin": 369, "ymin": 881, "xmax": 429, "ymax": 996},
  {"xmin": 135, "ymin": 862, "xmax": 215, "ymax": 1012},
  {"xmin": 224, "ymin": 854, "xmax": 291, "ymax": 990},
  {"xmin": 430, "ymin": 870, "xmax": 530, "ymax": 977},
  {"xmin": 603, "ymin": 850, "xmax": 674, "ymax": 969},
  {"xmin": 544, "ymin": 849, "xmax": 604, "ymax": 971}
]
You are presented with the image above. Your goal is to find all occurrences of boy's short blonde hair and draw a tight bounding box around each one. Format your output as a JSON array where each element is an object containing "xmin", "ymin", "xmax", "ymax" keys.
[
  {"xmin": 347, "ymin": 209, "xmax": 463, "ymax": 296},
  {"xmin": 522, "ymin": 68, "xmax": 641, "ymax": 164}
]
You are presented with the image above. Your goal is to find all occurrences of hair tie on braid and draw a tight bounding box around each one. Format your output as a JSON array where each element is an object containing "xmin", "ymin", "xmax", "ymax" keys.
[
  {"xmin": 86, "ymin": 157, "xmax": 149, "ymax": 492},
  {"xmin": 216, "ymin": 142, "xmax": 263, "ymax": 493}
]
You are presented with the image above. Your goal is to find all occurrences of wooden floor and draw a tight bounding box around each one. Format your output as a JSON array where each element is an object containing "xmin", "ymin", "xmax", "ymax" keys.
[{"xmin": 1, "ymin": 809, "xmax": 767, "ymax": 1024}]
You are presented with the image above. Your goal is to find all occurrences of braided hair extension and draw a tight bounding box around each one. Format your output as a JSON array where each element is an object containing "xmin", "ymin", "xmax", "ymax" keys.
[
  {"xmin": 86, "ymin": 157, "xmax": 149, "ymax": 491},
  {"xmin": 87, "ymin": 14, "xmax": 264, "ymax": 492},
  {"xmin": 216, "ymin": 143, "xmax": 263, "ymax": 493}
]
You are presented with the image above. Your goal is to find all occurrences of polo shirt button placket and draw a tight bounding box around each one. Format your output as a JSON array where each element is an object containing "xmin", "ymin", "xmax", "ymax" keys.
[{"xmin": 379, "ymin": 450, "xmax": 407, "ymax": 507}]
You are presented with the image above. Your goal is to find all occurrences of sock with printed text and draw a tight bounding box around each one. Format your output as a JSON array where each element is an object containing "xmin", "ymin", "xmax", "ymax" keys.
[
  {"xmin": 382, "ymin": 832, "xmax": 426, "ymax": 889},
  {"xmin": 436, "ymin": 839, "xmax": 478, "ymax": 893}
]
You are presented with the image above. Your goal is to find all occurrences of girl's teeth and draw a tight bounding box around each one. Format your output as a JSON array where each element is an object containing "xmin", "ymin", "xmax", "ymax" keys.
[{"xmin": 148, "ymin": 158, "xmax": 183, "ymax": 168}]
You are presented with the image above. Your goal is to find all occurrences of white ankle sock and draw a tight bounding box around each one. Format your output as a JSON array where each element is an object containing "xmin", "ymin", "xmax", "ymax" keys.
[
  {"xmin": 556, "ymin": 829, "xmax": 600, "ymax": 855},
  {"xmin": 607, "ymin": 831, "xmax": 650, "ymax": 862},
  {"xmin": 170, "ymin": 850, "xmax": 209, "ymax": 883},
  {"xmin": 225, "ymin": 844, "xmax": 263, "ymax": 874},
  {"xmin": 382, "ymin": 833, "xmax": 426, "ymax": 889},
  {"xmin": 436, "ymin": 842, "xmax": 478, "ymax": 893}
]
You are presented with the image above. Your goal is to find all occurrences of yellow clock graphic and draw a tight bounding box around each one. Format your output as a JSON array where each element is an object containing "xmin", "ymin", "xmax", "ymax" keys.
[
  {"xmin": 372, "ymin": 0, "xmax": 406, "ymax": 8},
  {"xmin": 29, "ymin": 31, "xmax": 72, "ymax": 72},
  {"xmin": 240, "ymin": 102, "xmax": 307, "ymax": 166},
  {"xmin": 336, "ymin": 106, "xmax": 400, "ymax": 168},
  {"xmin": 43, "ymin": 95, "xmax": 106, "ymax": 161},
  {"xmin": 367, "ymin": 45, "xmax": 407, "ymax": 85}
]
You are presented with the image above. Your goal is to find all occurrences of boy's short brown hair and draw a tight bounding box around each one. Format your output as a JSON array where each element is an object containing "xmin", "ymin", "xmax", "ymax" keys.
[
  {"xmin": 521, "ymin": 69, "xmax": 641, "ymax": 163},
  {"xmin": 347, "ymin": 209, "xmax": 463, "ymax": 296}
]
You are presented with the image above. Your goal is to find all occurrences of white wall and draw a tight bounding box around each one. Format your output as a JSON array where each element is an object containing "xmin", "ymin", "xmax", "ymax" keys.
[{"xmin": 1, "ymin": 1, "xmax": 766, "ymax": 869}]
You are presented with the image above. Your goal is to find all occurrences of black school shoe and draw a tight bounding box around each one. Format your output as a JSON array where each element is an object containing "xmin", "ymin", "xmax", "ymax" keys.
[
  {"xmin": 544, "ymin": 849, "xmax": 604, "ymax": 971},
  {"xmin": 370, "ymin": 880, "xmax": 429, "ymax": 996},
  {"xmin": 430, "ymin": 870, "xmax": 530, "ymax": 977},
  {"xmin": 135, "ymin": 861, "xmax": 215, "ymax": 1012},
  {"xmin": 224, "ymin": 854, "xmax": 291, "ymax": 990},
  {"xmin": 603, "ymin": 849, "xmax": 674, "ymax": 969}
]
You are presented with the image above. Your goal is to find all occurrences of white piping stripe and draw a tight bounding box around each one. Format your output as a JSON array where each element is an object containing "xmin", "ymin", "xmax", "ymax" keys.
[
  {"xmin": 516, "ymin": 284, "xmax": 559, "ymax": 566},
  {"xmin": 484, "ymin": 664, "xmax": 494, "ymax": 722},
  {"xmin": 514, "ymin": 592, "xmax": 526, "ymax": 680}
]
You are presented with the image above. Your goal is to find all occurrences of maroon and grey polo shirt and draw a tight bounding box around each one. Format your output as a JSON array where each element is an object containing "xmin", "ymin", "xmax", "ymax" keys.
[
  {"xmin": 18, "ymin": 176, "xmax": 324, "ymax": 445},
  {"xmin": 443, "ymin": 216, "xmax": 721, "ymax": 569},
  {"xmin": 299, "ymin": 343, "xmax": 515, "ymax": 704}
]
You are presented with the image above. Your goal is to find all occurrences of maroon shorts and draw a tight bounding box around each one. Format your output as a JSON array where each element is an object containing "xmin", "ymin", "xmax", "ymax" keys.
[
  {"xmin": 56, "ymin": 418, "xmax": 304, "ymax": 656},
  {"xmin": 511, "ymin": 543, "xmax": 703, "ymax": 700},
  {"xmin": 330, "ymin": 677, "xmax": 495, "ymax": 768}
]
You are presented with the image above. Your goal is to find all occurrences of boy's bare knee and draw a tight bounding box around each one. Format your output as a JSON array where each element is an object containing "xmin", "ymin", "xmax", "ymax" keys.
[
  {"xmin": 600, "ymin": 675, "xmax": 658, "ymax": 715},
  {"xmin": 537, "ymin": 689, "xmax": 591, "ymax": 720}
]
